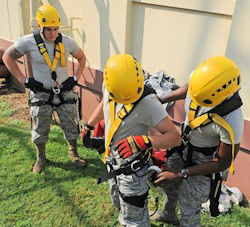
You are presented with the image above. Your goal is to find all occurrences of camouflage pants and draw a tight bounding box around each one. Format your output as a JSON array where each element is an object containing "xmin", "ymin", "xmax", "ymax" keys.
[
  {"xmin": 163, "ymin": 150, "xmax": 212, "ymax": 227},
  {"xmin": 179, "ymin": 151, "xmax": 212, "ymax": 227},
  {"xmin": 29, "ymin": 90, "xmax": 80, "ymax": 144},
  {"xmin": 109, "ymin": 166, "xmax": 150, "ymax": 227}
]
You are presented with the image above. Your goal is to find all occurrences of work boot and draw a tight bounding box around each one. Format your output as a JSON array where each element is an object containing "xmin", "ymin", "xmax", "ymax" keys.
[
  {"xmin": 150, "ymin": 196, "xmax": 180, "ymax": 226},
  {"xmin": 33, "ymin": 143, "xmax": 46, "ymax": 173},
  {"xmin": 67, "ymin": 139, "xmax": 87, "ymax": 168}
]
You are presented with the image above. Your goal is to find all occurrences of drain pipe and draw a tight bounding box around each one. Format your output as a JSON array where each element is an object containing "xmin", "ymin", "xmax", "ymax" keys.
[
  {"xmin": 18, "ymin": 0, "xmax": 31, "ymax": 35},
  {"xmin": 30, "ymin": 0, "xmax": 40, "ymax": 32}
]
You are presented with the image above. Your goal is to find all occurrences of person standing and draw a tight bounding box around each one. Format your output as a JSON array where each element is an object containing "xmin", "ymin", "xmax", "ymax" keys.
[
  {"xmin": 153, "ymin": 56, "xmax": 244, "ymax": 226},
  {"xmin": 3, "ymin": 4, "xmax": 87, "ymax": 173},
  {"xmin": 82, "ymin": 54, "xmax": 181, "ymax": 226}
]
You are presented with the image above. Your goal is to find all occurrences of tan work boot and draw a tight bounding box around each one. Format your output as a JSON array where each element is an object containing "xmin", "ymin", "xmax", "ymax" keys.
[
  {"xmin": 33, "ymin": 143, "xmax": 46, "ymax": 173},
  {"xmin": 67, "ymin": 139, "xmax": 87, "ymax": 168},
  {"xmin": 150, "ymin": 196, "xmax": 180, "ymax": 226}
]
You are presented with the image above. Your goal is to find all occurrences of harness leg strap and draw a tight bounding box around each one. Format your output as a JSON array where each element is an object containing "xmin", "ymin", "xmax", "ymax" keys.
[{"xmin": 119, "ymin": 191, "xmax": 148, "ymax": 208}]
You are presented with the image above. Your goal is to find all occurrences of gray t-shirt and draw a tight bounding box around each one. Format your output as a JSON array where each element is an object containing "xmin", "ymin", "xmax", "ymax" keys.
[
  {"xmin": 103, "ymin": 85, "xmax": 168, "ymax": 164},
  {"xmin": 184, "ymin": 93, "xmax": 244, "ymax": 147},
  {"xmin": 15, "ymin": 33, "xmax": 80, "ymax": 89}
]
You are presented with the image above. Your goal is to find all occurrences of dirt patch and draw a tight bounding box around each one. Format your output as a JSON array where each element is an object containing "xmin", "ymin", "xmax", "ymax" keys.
[{"xmin": 0, "ymin": 82, "xmax": 30, "ymax": 122}]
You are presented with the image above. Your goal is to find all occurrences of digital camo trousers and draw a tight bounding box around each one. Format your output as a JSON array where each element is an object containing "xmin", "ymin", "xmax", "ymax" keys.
[
  {"xmin": 109, "ymin": 166, "xmax": 150, "ymax": 227},
  {"xmin": 29, "ymin": 90, "xmax": 80, "ymax": 144}
]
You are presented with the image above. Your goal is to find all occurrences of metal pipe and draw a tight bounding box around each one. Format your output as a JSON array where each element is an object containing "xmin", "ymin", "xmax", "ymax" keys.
[{"xmin": 30, "ymin": 0, "xmax": 41, "ymax": 32}]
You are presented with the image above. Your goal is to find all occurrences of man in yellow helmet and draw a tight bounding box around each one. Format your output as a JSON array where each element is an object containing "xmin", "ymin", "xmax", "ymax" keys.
[
  {"xmin": 3, "ymin": 4, "xmax": 87, "ymax": 173},
  {"xmin": 82, "ymin": 54, "xmax": 181, "ymax": 226},
  {"xmin": 152, "ymin": 56, "xmax": 244, "ymax": 226}
]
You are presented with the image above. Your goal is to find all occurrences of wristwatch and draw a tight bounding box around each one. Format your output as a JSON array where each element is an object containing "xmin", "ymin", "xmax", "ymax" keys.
[{"xmin": 180, "ymin": 169, "xmax": 188, "ymax": 179}]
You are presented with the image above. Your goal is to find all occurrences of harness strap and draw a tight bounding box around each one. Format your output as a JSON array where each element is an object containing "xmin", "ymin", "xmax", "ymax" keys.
[
  {"xmin": 119, "ymin": 191, "xmax": 148, "ymax": 208},
  {"xmin": 102, "ymin": 101, "xmax": 134, "ymax": 163},
  {"xmin": 103, "ymin": 85, "xmax": 156, "ymax": 163},
  {"xmin": 188, "ymin": 97, "xmax": 240, "ymax": 174},
  {"xmin": 33, "ymin": 32, "xmax": 66, "ymax": 88},
  {"xmin": 98, "ymin": 151, "xmax": 150, "ymax": 183}
]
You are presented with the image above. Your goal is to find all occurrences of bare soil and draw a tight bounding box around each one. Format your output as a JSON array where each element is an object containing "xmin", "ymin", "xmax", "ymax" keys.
[{"xmin": 0, "ymin": 80, "xmax": 30, "ymax": 122}]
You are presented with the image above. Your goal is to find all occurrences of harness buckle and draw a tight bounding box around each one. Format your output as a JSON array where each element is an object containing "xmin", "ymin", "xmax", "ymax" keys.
[
  {"xmin": 131, "ymin": 159, "xmax": 140, "ymax": 172},
  {"xmin": 53, "ymin": 87, "xmax": 61, "ymax": 94}
]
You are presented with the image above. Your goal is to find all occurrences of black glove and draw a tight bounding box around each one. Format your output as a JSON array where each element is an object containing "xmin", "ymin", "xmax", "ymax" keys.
[
  {"xmin": 61, "ymin": 76, "xmax": 77, "ymax": 91},
  {"xmin": 81, "ymin": 130, "xmax": 92, "ymax": 148},
  {"xmin": 24, "ymin": 78, "xmax": 43, "ymax": 91}
]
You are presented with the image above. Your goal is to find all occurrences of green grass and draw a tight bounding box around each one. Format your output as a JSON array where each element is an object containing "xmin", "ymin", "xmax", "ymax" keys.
[{"xmin": 0, "ymin": 97, "xmax": 249, "ymax": 226}]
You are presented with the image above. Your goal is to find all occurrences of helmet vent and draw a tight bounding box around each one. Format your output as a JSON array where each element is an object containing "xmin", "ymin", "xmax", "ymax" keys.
[
  {"xmin": 237, "ymin": 76, "xmax": 240, "ymax": 85},
  {"xmin": 137, "ymin": 87, "xmax": 142, "ymax": 94},
  {"xmin": 203, "ymin": 99, "xmax": 212, "ymax": 104},
  {"xmin": 42, "ymin": 18, "xmax": 46, "ymax": 22}
]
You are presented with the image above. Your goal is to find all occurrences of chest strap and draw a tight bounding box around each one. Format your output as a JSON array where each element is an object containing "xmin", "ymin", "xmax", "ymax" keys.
[
  {"xmin": 187, "ymin": 93, "xmax": 242, "ymax": 174},
  {"xmin": 33, "ymin": 32, "xmax": 66, "ymax": 87}
]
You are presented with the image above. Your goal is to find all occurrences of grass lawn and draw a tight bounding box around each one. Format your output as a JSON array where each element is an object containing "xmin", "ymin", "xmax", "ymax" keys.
[{"xmin": 0, "ymin": 94, "xmax": 249, "ymax": 227}]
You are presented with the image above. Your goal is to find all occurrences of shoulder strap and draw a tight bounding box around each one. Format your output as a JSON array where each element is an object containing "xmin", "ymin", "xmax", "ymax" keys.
[
  {"xmin": 33, "ymin": 32, "xmax": 65, "ymax": 71},
  {"xmin": 189, "ymin": 92, "xmax": 242, "ymax": 130},
  {"xmin": 102, "ymin": 85, "xmax": 155, "ymax": 163},
  {"xmin": 188, "ymin": 92, "xmax": 242, "ymax": 174}
]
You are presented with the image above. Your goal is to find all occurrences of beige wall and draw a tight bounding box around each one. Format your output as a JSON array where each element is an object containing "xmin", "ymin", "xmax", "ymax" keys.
[{"xmin": 0, "ymin": 0, "xmax": 250, "ymax": 119}]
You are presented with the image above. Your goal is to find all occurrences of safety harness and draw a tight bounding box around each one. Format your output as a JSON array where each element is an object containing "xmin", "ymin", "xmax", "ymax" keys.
[
  {"xmin": 102, "ymin": 86, "xmax": 155, "ymax": 163},
  {"xmin": 98, "ymin": 86, "xmax": 155, "ymax": 184},
  {"xmin": 183, "ymin": 92, "xmax": 242, "ymax": 174},
  {"xmin": 29, "ymin": 32, "xmax": 77, "ymax": 107}
]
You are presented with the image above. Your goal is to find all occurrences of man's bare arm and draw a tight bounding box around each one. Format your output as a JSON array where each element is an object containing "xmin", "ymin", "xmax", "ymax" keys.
[{"xmin": 2, "ymin": 46, "xmax": 26, "ymax": 84}]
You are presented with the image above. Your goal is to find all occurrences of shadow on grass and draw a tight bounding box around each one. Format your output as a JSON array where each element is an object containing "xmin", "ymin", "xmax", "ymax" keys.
[{"xmin": 0, "ymin": 124, "xmax": 116, "ymax": 224}]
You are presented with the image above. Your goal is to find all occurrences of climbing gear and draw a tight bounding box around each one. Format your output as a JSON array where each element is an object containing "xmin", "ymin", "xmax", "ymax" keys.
[
  {"xmin": 119, "ymin": 191, "xmax": 148, "ymax": 208},
  {"xmin": 209, "ymin": 172, "xmax": 223, "ymax": 217},
  {"xmin": 103, "ymin": 85, "xmax": 155, "ymax": 163},
  {"xmin": 188, "ymin": 56, "xmax": 240, "ymax": 107},
  {"xmin": 98, "ymin": 151, "xmax": 151, "ymax": 184},
  {"xmin": 25, "ymin": 77, "xmax": 43, "ymax": 90},
  {"xmin": 146, "ymin": 165, "xmax": 163, "ymax": 217},
  {"xmin": 35, "ymin": 4, "xmax": 61, "ymax": 27},
  {"xmin": 186, "ymin": 92, "xmax": 242, "ymax": 174},
  {"xmin": 67, "ymin": 139, "xmax": 87, "ymax": 168},
  {"xmin": 33, "ymin": 143, "xmax": 46, "ymax": 173},
  {"xmin": 104, "ymin": 54, "xmax": 144, "ymax": 104},
  {"xmin": 115, "ymin": 135, "xmax": 152, "ymax": 159},
  {"xmin": 144, "ymin": 70, "xmax": 179, "ymax": 110},
  {"xmin": 33, "ymin": 31, "xmax": 66, "ymax": 87}
]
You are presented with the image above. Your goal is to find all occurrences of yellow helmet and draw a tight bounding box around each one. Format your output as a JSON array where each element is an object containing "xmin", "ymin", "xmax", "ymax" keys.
[
  {"xmin": 104, "ymin": 54, "xmax": 144, "ymax": 104},
  {"xmin": 35, "ymin": 4, "xmax": 60, "ymax": 27},
  {"xmin": 188, "ymin": 56, "xmax": 240, "ymax": 107}
]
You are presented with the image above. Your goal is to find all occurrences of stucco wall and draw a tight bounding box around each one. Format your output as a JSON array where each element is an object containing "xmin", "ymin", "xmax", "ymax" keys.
[{"xmin": 0, "ymin": 0, "xmax": 249, "ymax": 120}]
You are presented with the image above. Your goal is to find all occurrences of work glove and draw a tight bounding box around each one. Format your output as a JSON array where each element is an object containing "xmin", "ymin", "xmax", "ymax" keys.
[
  {"xmin": 81, "ymin": 129, "xmax": 105, "ymax": 150},
  {"xmin": 24, "ymin": 77, "xmax": 43, "ymax": 91},
  {"xmin": 61, "ymin": 76, "xmax": 77, "ymax": 91},
  {"xmin": 115, "ymin": 135, "xmax": 152, "ymax": 159},
  {"xmin": 81, "ymin": 122, "xmax": 94, "ymax": 148}
]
